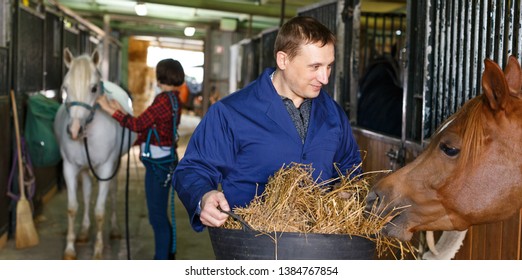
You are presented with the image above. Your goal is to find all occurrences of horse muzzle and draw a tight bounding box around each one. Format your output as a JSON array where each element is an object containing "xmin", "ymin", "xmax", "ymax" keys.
[
  {"xmin": 67, "ymin": 119, "xmax": 85, "ymax": 140},
  {"xmin": 365, "ymin": 184, "xmax": 415, "ymax": 241}
]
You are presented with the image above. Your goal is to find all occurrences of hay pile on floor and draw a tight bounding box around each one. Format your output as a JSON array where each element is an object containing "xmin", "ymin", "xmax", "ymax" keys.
[{"xmin": 222, "ymin": 162, "xmax": 415, "ymax": 259}]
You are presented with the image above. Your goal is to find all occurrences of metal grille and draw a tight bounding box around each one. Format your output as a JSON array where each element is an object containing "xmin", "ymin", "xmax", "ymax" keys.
[
  {"xmin": 108, "ymin": 42, "xmax": 121, "ymax": 84},
  {"xmin": 260, "ymin": 28, "xmax": 278, "ymax": 72},
  {"xmin": 44, "ymin": 11, "xmax": 63, "ymax": 90},
  {"xmin": 15, "ymin": 7, "xmax": 44, "ymax": 92},
  {"xmin": 80, "ymin": 30, "xmax": 92, "ymax": 54},
  {"xmin": 0, "ymin": 47, "xmax": 7, "ymax": 96},
  {"xmin": 63, "ymin": 27, "xmax": 80, "ymax": 58},
  {"xmin": 240, "ymin": 37, "xmax": 260, "ymax": 88},
  {"xmin": 63, "ymin": 27, "xmax": 79, "ymax": 81},
  {"xmin": 359, "ymin": 12, "xmax": 406, "ymax": 74},
  {"xmin": 419, "ymin": 0, "xmax": 522, "ymax": 140}
]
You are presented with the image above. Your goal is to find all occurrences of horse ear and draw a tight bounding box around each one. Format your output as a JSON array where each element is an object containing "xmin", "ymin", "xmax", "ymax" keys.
[
  {"xmin": 63, "ymin": 48, "xmax": 73, "ymax": 68},
  {"xmin": 482, "ymin": 58, "xmax": 510, "ymax": 111},
  {"xmin": 503, "ymin": 55, "xmax": 522, "ymax": 95},
  {"xmin": 91, "ymin": 49, "xmax": 101, "ymax": 67}
]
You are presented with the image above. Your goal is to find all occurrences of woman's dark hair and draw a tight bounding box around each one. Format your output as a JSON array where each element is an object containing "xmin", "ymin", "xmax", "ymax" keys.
[{"xmin": 156, "ymin": 59, "xmax": 185, "ymax": 86}]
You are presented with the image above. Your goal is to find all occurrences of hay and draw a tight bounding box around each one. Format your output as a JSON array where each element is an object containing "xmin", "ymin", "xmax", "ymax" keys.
[{"xmin": 222, "ymin": 162, "xmax": 416, "ymax": 259}]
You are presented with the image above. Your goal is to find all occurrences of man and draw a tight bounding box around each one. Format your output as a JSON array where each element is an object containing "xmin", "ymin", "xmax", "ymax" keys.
[{"xmin": 173, "ymin": 16, "xmax": 362, "ymax": 232}]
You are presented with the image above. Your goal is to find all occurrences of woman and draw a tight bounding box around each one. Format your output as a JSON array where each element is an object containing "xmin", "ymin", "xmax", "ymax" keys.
[{"xmin": 97, "ymin": 58, "xmax": 184, "ymax": 260}]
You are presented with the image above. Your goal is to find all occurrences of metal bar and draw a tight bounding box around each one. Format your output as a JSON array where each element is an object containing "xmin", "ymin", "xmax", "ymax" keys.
[
  {"xmin": 517, "ymin": 0, "xmax": 522, "ymax": 58},
  {"xmin": 373, "ymin": 14, "xmax": 377, "ymax": 58},
  {"xmin": 455, "ymin": 0, "xmax": 463, "ymax": 111},
  {"xmin": 349, "ymin": 0, "xmax": 362, "ymax": 120},
  {"xmin": 363, "ymin": 13, "xmax": 369, "ymax": 71},
  {"xmin": 430, "ymin": 0, "xmax": 438, "ymax": 134},
  {"xmin": 506, "ymin": 0, "xmax": 514, "ymax": 58},
  {"xmin": 487, "ymin": 0, "xmax": 496, "ymax": 59},
  {"xmin": 478, "ymin": 0, "xmax": 487, "ymax": 92},
  {"xmin": 470, "ymin": 0, "xmax": 479, "ymax": 100},
  {"xmin": 497, "ymin": 0, "xmax": 505, "ymax": 65},
  {"xmin": 382, "ymin": 14, "xmax": 386, "ymax": 55},
  {"xmin": 449, "ymin": 0, "xmax": 457, "ymax": 114},
  {"xmin": 391, "ymin": 15, "xmax": 395, "ymax": 54},
  {"xmin": 420, "ymin": 0, "xmax": 431, "ymax": 141},
  {"xmin": 434, "ymin": 0, "xmax": 451, "ymax": 129},
  {"xmin": 463, "ymin": 0, "xmax": 472, "ymax": 102}
]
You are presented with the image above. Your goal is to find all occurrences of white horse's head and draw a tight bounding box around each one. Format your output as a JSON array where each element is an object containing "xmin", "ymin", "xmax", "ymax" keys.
[{"xmin": 62, "ymin": 48, "xmax": 102, "ymax": 140}]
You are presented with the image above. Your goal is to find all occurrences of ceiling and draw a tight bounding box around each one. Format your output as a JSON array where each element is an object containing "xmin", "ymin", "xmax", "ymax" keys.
[{"xmin": 46, "ymin": 0, "xmax": 406, "ymax": 41}]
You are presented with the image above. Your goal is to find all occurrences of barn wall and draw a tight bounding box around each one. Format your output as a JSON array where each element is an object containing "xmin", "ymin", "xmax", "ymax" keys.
[
  {"xmin": 0, "ymin": 0, "xmax": 123, "ymax": 247},
  {"xmin": 127, "ymin": 38, "xmax": 152, "ymax": 116}
]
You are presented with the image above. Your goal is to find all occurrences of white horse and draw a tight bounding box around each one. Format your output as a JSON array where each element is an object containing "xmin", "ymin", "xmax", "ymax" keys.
[{"xmin": 54, "ymin": 48, "xmax": 135, "ymax": 260}]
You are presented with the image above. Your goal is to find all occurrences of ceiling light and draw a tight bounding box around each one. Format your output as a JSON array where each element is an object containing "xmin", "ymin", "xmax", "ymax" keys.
[
  {"xmin": 135, "ymin": 2, "xmax": 147, "ymax": 16},
  {"xmin": 184, "ymin": 27, "xmax": 196, "ymax": 37}
]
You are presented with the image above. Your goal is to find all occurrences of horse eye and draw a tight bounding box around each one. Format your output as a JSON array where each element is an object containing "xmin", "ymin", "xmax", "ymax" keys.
[
  {"xmin": 439, "ymin": 142, "xmax": 460, "ymax": 157},
  {"xmin": 91, "ymin": 85, "xmax": 98, "ymax": 93}
]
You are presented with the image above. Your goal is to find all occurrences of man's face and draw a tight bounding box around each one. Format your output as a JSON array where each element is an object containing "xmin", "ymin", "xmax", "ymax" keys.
[{"xmin": 278, "ymin": 42, "xmax": 335, "ymax": 102}]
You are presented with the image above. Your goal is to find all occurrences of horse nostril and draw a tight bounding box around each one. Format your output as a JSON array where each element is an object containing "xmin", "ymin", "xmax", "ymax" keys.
[{"xmin": 365, "ymin": 191, "xmax": 379, "ymax": 213}]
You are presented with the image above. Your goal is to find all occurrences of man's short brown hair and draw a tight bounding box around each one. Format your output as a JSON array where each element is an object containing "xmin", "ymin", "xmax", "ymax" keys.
[{"xmin": 274, "ymin": 16, "xmax": 336, "ymax": 60}]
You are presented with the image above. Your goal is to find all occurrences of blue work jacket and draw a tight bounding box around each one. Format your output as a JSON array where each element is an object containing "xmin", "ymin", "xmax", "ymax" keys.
[{"xmin": 173, "ymin": 68, "xmax": 362, "ymax": 232}]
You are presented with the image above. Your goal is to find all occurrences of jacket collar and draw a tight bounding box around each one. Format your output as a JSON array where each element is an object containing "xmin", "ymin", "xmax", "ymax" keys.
[{"xmin": 258, "ymin": 68, "xmax": 328, "ymax": 145}]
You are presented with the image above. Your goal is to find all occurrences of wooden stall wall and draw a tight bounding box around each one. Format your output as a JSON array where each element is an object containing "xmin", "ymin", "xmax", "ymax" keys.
[{"xmin": 352, "ymin": 129, "xmax": 401, "ymax": 183}]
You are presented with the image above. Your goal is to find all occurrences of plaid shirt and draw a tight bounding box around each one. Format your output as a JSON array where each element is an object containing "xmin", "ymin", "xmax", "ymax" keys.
[{"xmin": 112, "ymin": 91, "xmax": 181, "ymax": 147}]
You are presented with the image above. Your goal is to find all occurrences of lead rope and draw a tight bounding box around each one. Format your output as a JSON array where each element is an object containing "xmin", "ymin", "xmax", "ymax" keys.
[
  {"xmin": 83, "ymin": 121, "xmax": 126, "ymax": 181},
  {"xmin": 125, "ymin": 126, "xmax": 132, "ymax": 260},
  {"xmin": 170, "ymin": 182, "xmax": 176, "ymax": 257},
  {"xmin": 167, "ymin": 92, "xmax": 179, "ymax": 257}
]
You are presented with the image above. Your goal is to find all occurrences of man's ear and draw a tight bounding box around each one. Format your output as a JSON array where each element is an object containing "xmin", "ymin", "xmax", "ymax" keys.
[{"xmin": 276, "ymin": 51, "xmax": 288, "ymax": 70}]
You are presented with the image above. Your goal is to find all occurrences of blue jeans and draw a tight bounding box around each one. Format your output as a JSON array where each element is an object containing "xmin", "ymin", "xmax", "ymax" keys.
[{"xmin": 142, "ymin": 158, "xmax": 177, "ymax": 260}]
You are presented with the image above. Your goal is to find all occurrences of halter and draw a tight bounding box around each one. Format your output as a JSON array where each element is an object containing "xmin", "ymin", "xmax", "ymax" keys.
[{"xmin": 64, "ymin": 81, "xmax": 106, "ymax": 124}]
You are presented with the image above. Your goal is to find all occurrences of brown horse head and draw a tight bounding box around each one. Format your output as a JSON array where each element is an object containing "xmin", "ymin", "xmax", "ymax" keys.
[{"xmin": 366, "ymin": 56, "xmax": 522, "ymax": 241}]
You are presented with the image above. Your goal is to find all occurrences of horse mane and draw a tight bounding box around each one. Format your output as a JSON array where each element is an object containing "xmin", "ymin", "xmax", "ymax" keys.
[
  {"xmin": 431, "ymin": 96, "xmax": 485, "ymax": 169},
  {"xmin": 65, "ymin": 54, "xmax": 100, "ymax": 99}
]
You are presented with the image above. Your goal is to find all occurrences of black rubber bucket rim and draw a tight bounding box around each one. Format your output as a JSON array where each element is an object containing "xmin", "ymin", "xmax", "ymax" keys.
[{"xmin": 208, "ymin": 226, "xmax": 376, "ymax": 260}]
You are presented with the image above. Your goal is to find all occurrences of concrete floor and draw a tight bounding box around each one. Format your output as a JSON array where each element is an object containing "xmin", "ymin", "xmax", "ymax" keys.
[{"xmin": 0, "ymin": 114, "xmax": 216, "ymax": 260}]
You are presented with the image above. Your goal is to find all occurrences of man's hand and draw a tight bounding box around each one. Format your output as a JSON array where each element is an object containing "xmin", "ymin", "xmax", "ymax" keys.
[{"xmin": 199, "ymin": 190, "xmax": 230, "ymax": 227}]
